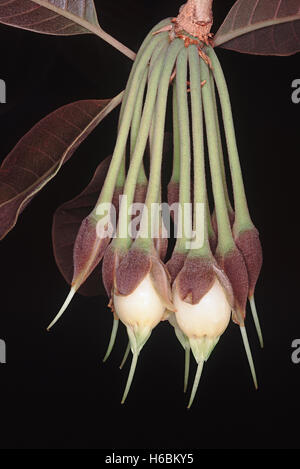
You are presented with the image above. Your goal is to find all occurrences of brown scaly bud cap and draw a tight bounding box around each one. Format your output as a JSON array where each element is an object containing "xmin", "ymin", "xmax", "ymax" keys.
[
  {"xmin": 115, "ymin": 248, "xmax": 151, "ymax": 296},
  {"xmin": 175, "ymin": 256, "xmax": 215, "ymax": 305},
  {"xmin": 166, "ymin": 251, "xmax": 187, "ymax": 284},
  {"xmin": 72, "ymin": 179, "xmax": 123, "ymax": 290},
  {"xmin": 102, "ymin": 243, "xmax": 125, "ymax": 299},
  {"xmin": 211, "ymin": 260, "xmax": 235, "ymax": 310},
  {"xmin": 149, "ymin": 252, "xmax": 174, "ymax": 311},
  {"xmin": 215, "ymin": 247, "xmax": 249, "ymax": 325},
  {"xmin": 175, "ymin": 255, "xmax": 234, "ymax": 307},
  {"xmin": 115, "ymin": 248, "xmax": 174, "ymax": 311},
  {"xmin": 71, "ymin": 215, "xmax": 111, "ymax": 289},
  {"xmin": 234, "ymin": 227, "xmax": 263, "ymax": 298}
]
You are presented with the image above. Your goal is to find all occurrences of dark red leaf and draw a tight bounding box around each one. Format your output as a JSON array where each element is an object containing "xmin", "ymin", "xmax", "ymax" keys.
[
  {"xmin": 0, "ymin": 0, "xmax": 99, "ymax": 36},
  {"xmin": 52, "ymin": 156, "xmax": 112, "ymax": 296},
  {"xmin": 0, "ymin": 1, "xmax": 136, "ymax": 59},
  {"xmin": 0, "ymin": 93, "xmax": 123, "ymax": 240},
  {"xmin": 214, "ymin": 0, "xmax": 300, "ymax": 56}
]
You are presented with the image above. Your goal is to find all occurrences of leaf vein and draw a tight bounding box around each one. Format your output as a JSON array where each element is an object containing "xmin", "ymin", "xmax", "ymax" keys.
[
  {"xmin": 249, "ymin": 0, "xmax": 260, "ymax": 25},
  {"xmin": 22, "ymin": 143, "xmax": 56, "ymax": 163},
  {"xmin": 0, "ymin": 180, "xmax": 18, "ymax": 195},
  {"xmin": 14, "ymin": 164, "xmax": 40, "ymax": 179},
  {"xmin": 0, "ymin": 4, "xmax": 40, "ymax": 20},
  {"xmin": 40, "ymin": 127, "xmax": 69, "ymax": 147},
  {"xmin": 275, "ymin": 0, "xmax": 283, "ymax": 19}
]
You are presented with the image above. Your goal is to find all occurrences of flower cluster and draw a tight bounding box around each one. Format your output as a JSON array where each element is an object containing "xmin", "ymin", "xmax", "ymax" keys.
[{"xmin": 47, "ymin": 18, "xmax": 263, "ymax": 407}]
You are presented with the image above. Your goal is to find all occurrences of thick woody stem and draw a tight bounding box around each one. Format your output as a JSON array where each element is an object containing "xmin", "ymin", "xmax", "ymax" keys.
[
  {"xmin": 176, "ymin": 0, "xmax": 213, "ymax": 39},
  {"xmin": 193, "ymin": 0, "xmax": 213, "ymax": 25}
]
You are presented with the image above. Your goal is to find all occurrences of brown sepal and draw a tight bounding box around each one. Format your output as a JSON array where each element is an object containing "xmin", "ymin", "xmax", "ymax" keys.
[
  {"xmin": 166, "ymin": 251, "xmax": 187, "ymax": 284},
  {"xmin": 215, "ymin": 247, "xmax": 249, "ymax": 325},
  {"xmin": 115, "ymin": 249, "xmax": 151, "ymax": 296},
  {"xmin": 150, "ymin": 254, "xmax": 174, "ymax": 311},
  {"xmin": 176, "ymin": 256, "xmax": 215, "ymax": 305},
  {"xmin": 234, "ymin": 227, "xmax": 263, "ymax": 298},
  {"xmin": 71, "ymin": 215, "xmax": 110, "ymax": 289},
  {"xmin": 102, "ymin": 244, "xmax": 126, "ymax": 298},
  {"xmin": 211, "ymin": 260, "xmax": 235, "ymax": 310}
]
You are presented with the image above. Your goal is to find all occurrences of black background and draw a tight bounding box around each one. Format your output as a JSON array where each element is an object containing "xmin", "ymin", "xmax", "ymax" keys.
[{"xmin": 0, "ymin": 0, "xmax": 299, "ymax": 450}]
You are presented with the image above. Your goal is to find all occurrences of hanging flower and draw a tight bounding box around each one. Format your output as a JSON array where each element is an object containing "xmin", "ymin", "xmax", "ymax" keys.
[{"xmin": 46, "ymin": 1, "xmax": 265, "ymax": 405}]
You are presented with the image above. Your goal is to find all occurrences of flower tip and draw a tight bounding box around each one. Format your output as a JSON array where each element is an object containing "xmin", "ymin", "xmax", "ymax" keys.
[
  {"xmin": 240, "ymin": 325, "xmax": 258, "ymax": 390},
  {"xmin": 102, "ymin": 318, "xmax": 119, "ymax": 363},
  {"xmin": 46, "ymin": 286, "xmax": 76, "ymax": 331},
  {"xmin": 121, "ymin": 352, "xmax": 139, "ymax": 404},
  {"xmin": 119, "ymin": 342, "xmax": 131, "ymax": 370},
  {"xmin": 249, "ymin": 295, "xmax": 264, "ymax": 349},
  {"xmin": 187, "ymin": 361, "xmax": 204, "ymax": 409},
  {"xmin": 184, "ymin": 347, "xmax": 190, "ymax": 393}
]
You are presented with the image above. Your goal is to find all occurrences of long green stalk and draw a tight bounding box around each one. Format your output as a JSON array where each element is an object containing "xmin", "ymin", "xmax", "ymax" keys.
[
  {"xmin": 173, "ymin": 47, "xmax": 192, "ymax": 254},
  {"xmin": 114, "ymin": 43, "xmax": 169, "ymax": 249},
  {"xmin": 94, "ymin": 33, "xmax": 169, "ymax": 214},
  {"xmin": 115, "ymin": 20, "xmax": 170, "ymax": 188},
  {"xmin": 130, "ymin": 68, "xmax": 148, "ymax": 185},
  {"xmin": 102, "ymin": 318, "xmax": 119, "ymax": 362},
  {"xmin": 136, "ymin": 39, "xmax": 185, "ymax": 247},
  {"xmin": 207, "ymin": 47, "xmax": 253, "ymax": 232},
  {"xmin": 200, "ymin": 59, "xmax": 235, "ymax": 254},
  {"xmin": 170, "ymin": 82, "xmax": 180, "ymax": 184},
  {"xmin": 210, "ymin": 72, "xmax": 234, "ymax": 218},
  {"xmin": 188, "ymin": 45, "xmax": 211, "ymax": 257}
]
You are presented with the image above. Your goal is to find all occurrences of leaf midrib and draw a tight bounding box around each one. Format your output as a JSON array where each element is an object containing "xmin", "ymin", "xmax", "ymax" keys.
[
  {"xmin": 214, "ymin": 13, "xmax": 300, "ymax": 47},
  {"xmin": 0, "ymin": 93, "xmax": 123, "ymax": 239}
]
